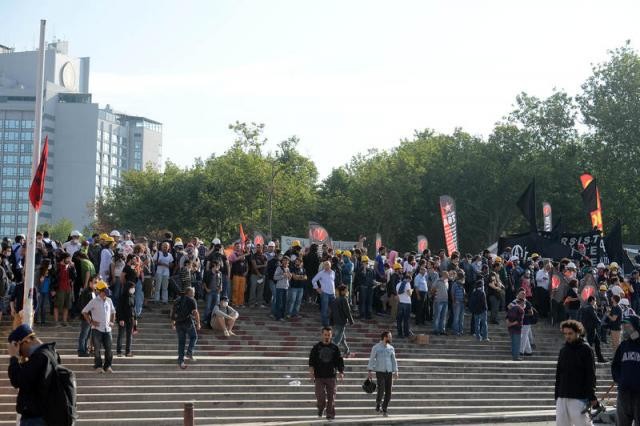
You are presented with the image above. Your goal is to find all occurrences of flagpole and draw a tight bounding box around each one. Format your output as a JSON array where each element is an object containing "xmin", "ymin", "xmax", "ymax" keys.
[{"xmin": 22, "ymin": 20, "xmax": 46, "ymax": 327}]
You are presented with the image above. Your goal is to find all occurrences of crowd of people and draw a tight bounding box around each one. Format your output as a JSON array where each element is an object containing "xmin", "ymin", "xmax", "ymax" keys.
[{"xmin": 3, "ymin": 230, "xmax": 640, "ymax": 424}]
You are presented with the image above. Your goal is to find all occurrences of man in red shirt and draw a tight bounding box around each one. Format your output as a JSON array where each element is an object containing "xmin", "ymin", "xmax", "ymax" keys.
[{"xmin": 53, "ymin": 252, "xmax": 75, "ymax": 327}]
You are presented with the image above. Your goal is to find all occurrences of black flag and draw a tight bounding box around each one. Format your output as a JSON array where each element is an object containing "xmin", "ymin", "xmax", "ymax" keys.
[
  {"xmin": 581, "ymin": 178, "xmax": 598, "ymax": 213},
  {"xmin": 604, "ymin": 219, "xmax": 634, "ymax": 273},
  {"xmin": 517, "ymin": 179, "xmax": 537, "ymax": 232}
]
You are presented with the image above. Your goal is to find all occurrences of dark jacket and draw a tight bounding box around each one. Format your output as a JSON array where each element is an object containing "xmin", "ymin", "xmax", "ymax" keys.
[
  {"xmin": 612, "ymin": 338, "xmax": 640, "ymax": 392},
  {"xmin": 116, "ymin": 293, "xmax": 136, "ymax": 322},
  {"xmin": 469, "ymin": 288, "xmax": 488, "ymax": 314},
  {"xmin": 579, "ymin": 304, "xmax": 601, "ymax": 332},
  {"xmin": 308, "ymin": 341, "xmax": 344, "ymax": 379},
  {"xmin": 330, "ymin": 296, "xmax": 354, "ymax": 326},
  {"xmin": 8, "ymin": 342, "xmax": 59, "ymax": 418},
  {"xmin": 554, "ymin": 338, "xmax": 597, "ymax": 401}
]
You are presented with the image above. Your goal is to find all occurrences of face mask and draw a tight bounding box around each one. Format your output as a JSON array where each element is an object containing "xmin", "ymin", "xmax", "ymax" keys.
[
  {"xmin": 623, "ymin": 329, "xmax": 640, "ymax": 340},
  {"xmin": 129, "ymin": 288, "xmax": 135, "ymax": 295},
  {"xmin": 220, "ymin": 302, "xmax": 228, "ymax": 308}
]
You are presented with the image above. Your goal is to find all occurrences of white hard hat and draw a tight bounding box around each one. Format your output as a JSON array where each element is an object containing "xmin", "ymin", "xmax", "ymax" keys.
[
  {"xmin": 597, "ymin": 263, "xmax": 605, "ymax": 269},
  {"xmin": 267, "ymin": 241, "xmax": 276, "ymax": 247},
  {"xmin": 620, "ymin": 298, "xmax": 630, "ymax": 306},
  {"xmin": 70, "ymin": 230, "xmax": 82, "ymax": 237},
  {"xmin": 509, "ymin": 256, "xmax": 519, "ymax": 262},
  {"xmin": 110, "ymin": 230, "xmax": 121, "ymax": 237},
  {"xmin": 212, "ymin": 238, "xmax": 221, "ymax": 245},
  {"xmin": 566, "ymin": 262, "xmax": 577, "ymax": 270}
]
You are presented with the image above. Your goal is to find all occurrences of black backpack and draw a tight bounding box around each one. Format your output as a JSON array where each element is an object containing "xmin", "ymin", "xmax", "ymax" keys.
[{"xmin": 41, "ymin": 348, "xmax": 77, "ymax": 426}]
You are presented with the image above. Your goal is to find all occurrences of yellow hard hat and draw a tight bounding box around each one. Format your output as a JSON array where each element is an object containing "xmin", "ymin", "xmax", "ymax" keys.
[
  {"xmin": 393, "ymin": 263, "xmax": 402, "ymax": 270},
  {"xmin": 361, "ymin": 256, "xmax": 370, "ymax": 263},
  {"xmin": 494, "ymin": 256, "xmax": 502, "ymax": 263},
  {"xmin": 96, "ymin": 281, "xmax": 108, "ymax": 291},
  {"xmin": 609, "ymin": 262, "xmax": 620, "ymax": 270},
  {"xmin": 335, "ymin": 249, "xmax": 342, "ymax": 255},
  {"xmin": 343, "ymin": 250, "xmax": 352, "ymax": 257},
  {"xmin": 292, "ymin": 240, "xmax": 301, "ymax": 247}
]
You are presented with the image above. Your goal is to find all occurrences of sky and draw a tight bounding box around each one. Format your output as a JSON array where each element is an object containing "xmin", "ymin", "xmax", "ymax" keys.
[{"xmin": 2, "ymin": 0, "xmax": 640, "ymax": 178}]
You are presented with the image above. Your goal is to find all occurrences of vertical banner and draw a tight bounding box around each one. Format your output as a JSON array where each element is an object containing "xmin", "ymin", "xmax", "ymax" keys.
[
  {"xmin": 375, "ymin": 233, "xmax": 382, "ymax": 251},
  {"xmin": 308, "ymin": 222, "xmax": 331, "ymax": 246},
  {"xmin": 542, "ymin": 202, "xmax": 552, "ymax": 232},
  {"xmin": 579, "ymin": 173, "xmax": 603, "ymax": 232},
  {"xmin": 439, "ymin": 195, "xmax": 459, "ymax": 256},
  {"xmin": 417, "ymin": 235, "xmax": 428, "ymax": 253}
]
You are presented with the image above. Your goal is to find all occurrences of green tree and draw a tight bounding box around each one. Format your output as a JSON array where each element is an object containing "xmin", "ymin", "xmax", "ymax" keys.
[{"xmin": 38, "ymin": 218, "xmax": 74, "ymax": 242}]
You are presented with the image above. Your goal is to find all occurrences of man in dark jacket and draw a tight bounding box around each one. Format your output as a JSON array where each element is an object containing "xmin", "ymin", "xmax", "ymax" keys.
[
  {"xmin": 612, "ymin": 315, "xmax": 640, "ymax": 425},
  {"xmin": 116, "ymin": 281, "xmax": 137, "ymax": 356},
  {"xmin": 7, "ymin": 324, "xmax": 61, "ymax": 424},
  {"xmin": 331, "ymin": 285, "xmax": 354, "ymax": 356},
  {"xmin": 579, "ymin": 296, "xmax": 606, "ymax": 363},
  {"xmin": 308, "ymin": 327, "xmax": 345, "ymax": 421},
  {"xmin": 555, "ymin": 319, "xmax": 598, "ymax": 425}
]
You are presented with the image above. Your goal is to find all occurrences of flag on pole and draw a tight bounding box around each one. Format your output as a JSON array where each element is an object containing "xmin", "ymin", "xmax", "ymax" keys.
[
  {"xmin": 28, "ymin": 135, "xmax": 48, "ymax": 211},
  {"xmin": 579, "ymin": 173, "xmax": 603, "ymax": 232},
  {"xmin": 542, "ymin": 202, "xmax": 552, "ymax": 232},
  {"xmin": 439, "ymin": 195, "xmax": 459, "ymax": 256},
  {"xmin": 375, "ymin": 233, "xmax": 382, "ymax": 251},
  {"xmin": 517, "ymin": 179, "xmax": 537, "ymax": 232},
  {"xmin": 239, "ymin": 224, "xmax": 246, "ymax": 249},
  {"xmin": 581, "ymin": 178, "xmax": 598, "ymax": 214},
  {"xmin": 417, "ymin": 235, "xmax": 428, "ymax": 253}
]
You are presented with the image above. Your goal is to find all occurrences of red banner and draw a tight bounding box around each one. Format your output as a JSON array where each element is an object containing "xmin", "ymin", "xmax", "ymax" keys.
[
  {"xmin": 542, "ymin": 202, "xmax": 552, "ymax": 232},
  {"xmin": 28, "ymin": 135, "xmax": 48, "ymax": 211},
  {"xmin": 308, "ymin": 222, "xmax": 331, "ymax": 246},
  {"xmin": 580, "ymin": 173, "xmax": 603, "ymax": 233},
  {"xmin": 417, "ymin": 235, "xmax": 428, "ymax": 253},
  {"xmin": 375, "ymin": 233, "xmax": 382, "ymax": 251},
  {"xmin": 439, "ymin": 195, "xmax": 458, "ymax": 256},
  {"xmin": 253, "ymin": 232, "xmax": 265, "ymax": 248}
]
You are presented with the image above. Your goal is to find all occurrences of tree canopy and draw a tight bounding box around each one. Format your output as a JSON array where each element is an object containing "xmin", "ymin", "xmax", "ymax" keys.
[{"xmin": 95, "ymin": 44, "xmax": 640, "ymax": 253}]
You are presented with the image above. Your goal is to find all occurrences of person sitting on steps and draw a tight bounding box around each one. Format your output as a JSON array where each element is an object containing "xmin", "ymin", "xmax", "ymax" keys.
[{"xmin": 212, "ymin": 296, "xmax": 239, "ymax": 337}]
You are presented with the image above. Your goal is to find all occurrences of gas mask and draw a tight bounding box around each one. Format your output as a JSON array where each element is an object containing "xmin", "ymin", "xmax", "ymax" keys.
[{"xmin": 623, "ymin": 329, "xmax": 640, "ymax": 341}]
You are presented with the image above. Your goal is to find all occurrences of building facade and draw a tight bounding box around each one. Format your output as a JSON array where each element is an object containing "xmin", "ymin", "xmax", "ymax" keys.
[{"xmin": 0, "ymin": 41, "xmax": 162, "ymax": 237}]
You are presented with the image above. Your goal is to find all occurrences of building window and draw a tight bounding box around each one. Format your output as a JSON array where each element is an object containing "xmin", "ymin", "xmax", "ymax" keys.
[
  {"xmin": 133, "ymin": 161, "xmax": 142, "ymax": 171},
  {"xmin": 133, "ymin": 151, "xmax": 142, "ymax": 160},
  {"xmin": 19, "ymin": 178, "xmax": 30, "ymax": 188},
  {"xmin": 5, "ymin": 120, "xmax": 19, "ymax": 129},
  {"xmin": 2, "ymin": 178, "xmax": 17, "ymax": 187},
  {"xmin": 4, "ymin": 131, "xmax": 19, "ymax": 140},
  {"xmin": 3, "ymin": 143, "xmax": 18, "ymax": 152},
  {"xmin": 17, "ymin": 203, "xmax": 28, "ymax": 212},
  {"xmin": 21, "ymin": 120, "xmax": 35, "ymax": 129},
  {"xmin": 20, "ymin": 154, "xmax": 31, "ymax": 164},
  {"xmin": 1, "ymin": 191, "xmax": 17, "ymax": 200},
  {"xmin": 21, "ymin": 132, "xmax": 33, "ymax": 141},
  {"xmin": 1, "ymin": 215, "xmax": 15, "ymax": 224},
  {"xmin": 1, "ymin": 203, "xmax": 15, "ymax": 211},
  {"xmin": 2, "ymin": 166, "xmax": 17, "ymax": 176},
  {"xmin": 20, "ymin": 143, "xmax": 32, "ymax": 153}
]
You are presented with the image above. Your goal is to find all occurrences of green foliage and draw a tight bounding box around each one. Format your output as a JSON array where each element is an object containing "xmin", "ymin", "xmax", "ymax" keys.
[
  {"xmin": 98, "ymin": 43, "xmax": 640, "ymax": 253},
  {"xmin": 38, "ymin": 218, "xmax": 74, "ymax": 242}
]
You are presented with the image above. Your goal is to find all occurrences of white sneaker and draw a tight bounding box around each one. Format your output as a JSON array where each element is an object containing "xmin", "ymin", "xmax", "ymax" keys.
[
  {"xmin": 95, "ymin": 368, "xmax": 104, "ymax": 374},
  {"xmin": 224, "ymin": 330, "xmax": 230, "ymax": 337}
]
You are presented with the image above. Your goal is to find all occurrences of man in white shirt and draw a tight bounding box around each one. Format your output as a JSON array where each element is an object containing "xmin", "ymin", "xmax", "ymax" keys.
[
  {"xmin": 396, "ymin": 274, "xmax": 413, "ymax": 338},
  {"xmin": 312, "ymin": 261, "xmax": 336, "ymax": 327},
  {"xmin": 82, "ymin": 281, "xmax": 116, "ymax": 373},
  {"xmin": 62, "ymin": 230, "xmax": 83, "ymax": 256},
  {"xmin": 99, "ymin": 235, "xmax": 114, "ymax": 283},
  {"xmin": 154, "ymin": 242, "xmax": 175, "ymax": 304},
  {"xmin": 535, "ymin": 262, "xmax": 551, "ymax": 318}
]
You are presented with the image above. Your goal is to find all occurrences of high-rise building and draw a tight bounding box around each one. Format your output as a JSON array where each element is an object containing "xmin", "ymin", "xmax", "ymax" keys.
[{"xmin": 0, "ymin": 41, "xmax": 162, "ymax": 237}]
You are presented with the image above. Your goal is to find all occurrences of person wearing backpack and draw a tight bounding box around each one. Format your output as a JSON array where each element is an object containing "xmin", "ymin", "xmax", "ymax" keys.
[
  {"xmin": 171, "ymin": 286, "xmax": 201, "ymax": 370},
  {"xmin": 8, "ymin": 323, "xmax": 77, "ymax": 426}
]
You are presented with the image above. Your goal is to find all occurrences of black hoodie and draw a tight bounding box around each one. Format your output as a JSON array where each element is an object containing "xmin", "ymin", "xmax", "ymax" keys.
[
  {"xmin": 612, "ymin": 338, "xmax": 640, "ymax": 392},
  {"xmin": 8, "ymin": 342, "xmax": 59, "ymax": 418},
  {"xmin": 554, "ymin": 338, "xmax": 596, "ymax": 401}
]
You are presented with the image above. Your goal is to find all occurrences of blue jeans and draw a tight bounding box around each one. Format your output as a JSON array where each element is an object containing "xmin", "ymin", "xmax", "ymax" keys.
[
  {"xmin": 134, "ymin": 280, "xmax": 144, "ymax": 317},
  {"xmin": 111, "ymin": 277, "xmax": 122, "ymax": 309},
  {"xmin": 510, "ymin": 332, "xmax": 522, "ymax": 360},
  {"xmin": 452, "ymin": 301, "xmax": 464, "ymax": 335},
  {"xmin": 474, "ymin": 311, "xmax": 488, "ymax": 340},
  {"xmin": 78, "ymin": 319, "xmax": 92, "ymax": 354},
  {"xmin": 176, "ymin": 322, "xmax": 197, "ymax": 364},
  {"xmin": 332, "ymin": 324, "xmax": 349, "ymax": 354},
  {"xmin": 320, "ymin": 292, "xmax": 335, "ymax": 326},
  {"xmin": 222, "ymin": 276, "xmax": 230, "ymax": 299},
  {"xmin": 359, "ymin": 286, "xmax": 373, "ymax": 319},
  {"xmin": 286, "ymin": 287, "xmax": 304, "ymax": 317},
  {"xmin": 204, "ymin": 290, "xmax": 220, "ymax": 324},
  {"xmin": 92, "ymin": 330, "xmax": 113, "ymax": 370},
  {"xmin": 275, "ymin": 288, "xmax": 287, "ymax": 320},
  {"xmin": 433, "ymin": 301, "xmax": 448, "ymax": 333},
  {"xmin": 37, "ymin": 291, "xmax": 50, "ymax": 324},
  {"xmin": 396, "ymin": 303, "xmax": 411, "ymax": 337},
  {"xmin": 270, "ymin": 280, "xmax": 278, "ymax": 317}
]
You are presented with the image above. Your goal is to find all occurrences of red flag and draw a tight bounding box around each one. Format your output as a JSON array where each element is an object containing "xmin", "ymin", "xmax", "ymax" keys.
[
  {"xmin": 439, "ymin": 195, "xmax": 459, "ymax": 256},
  {"xmin": 239, "ymin": 224, "xmax": 246, "ymax": 250},
  {"xmin": 375, "ymin": 233, "xmax": 382, "ymax": 251},
  {"xmin": 579, "ymin": 173, "xmax": 603, "ymax": 232},
  {"xmin": 28, "ymin": 136, "xmax": 48, "ymax": 211}
]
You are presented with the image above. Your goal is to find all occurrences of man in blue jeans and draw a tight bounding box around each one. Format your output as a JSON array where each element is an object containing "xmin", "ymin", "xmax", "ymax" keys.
[
  {"xmin": 506, "ymin": 297, "xmax": 525, "ymax": 361},
  {"xmin": 396, "ymin": 274, "xmax": 412, "ymax": 338},
  {"xmin": 431, "ymin": 272, "xmax": 449, "ymax": 335},
  {"xmin": 287, "ymin": 257, "xmax": 307, "ymax": 318},
  {"xmin": 171, "ymin": 287, "xmax": 201, "ymax": 369},
  {"xmin": 359, "ymin": 256, "xmax": 374, "ymax": 319},
  {"xmin": 312, "ymin": 261, "xmax": 336, "ymax": 327}
]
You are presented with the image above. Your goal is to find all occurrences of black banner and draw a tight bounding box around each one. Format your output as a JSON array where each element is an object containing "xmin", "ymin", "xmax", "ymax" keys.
[
  {"xmin": 498, "ymin": 232, "xmax": 572, "ymax": 261},
  {"xmin": 558, "ymin": 231, "xmax": 606, "ymax": 266}
]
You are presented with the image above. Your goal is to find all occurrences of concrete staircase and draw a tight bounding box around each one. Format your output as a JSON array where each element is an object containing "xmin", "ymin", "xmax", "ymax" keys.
[{"xmin": 0, "ymin": 302, "xmax": 616, "ymax": 425}]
